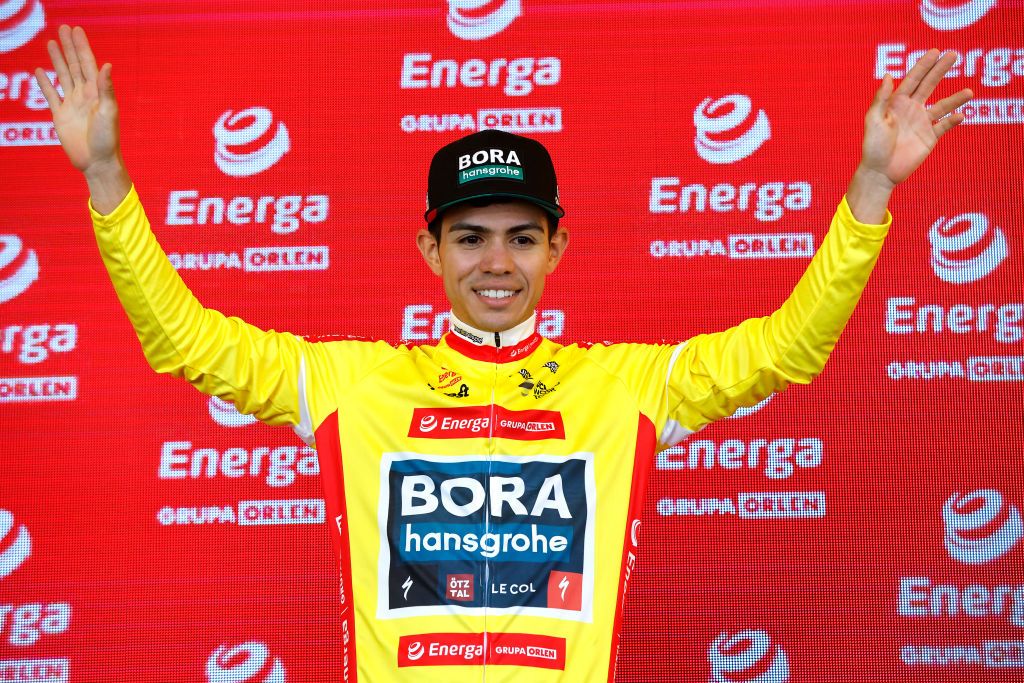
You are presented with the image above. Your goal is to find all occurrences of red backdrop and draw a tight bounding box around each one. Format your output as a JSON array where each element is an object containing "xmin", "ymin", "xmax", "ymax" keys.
[{"xmin": 1, "ymin": 0, "xmax": 1022, "ymax": 681}]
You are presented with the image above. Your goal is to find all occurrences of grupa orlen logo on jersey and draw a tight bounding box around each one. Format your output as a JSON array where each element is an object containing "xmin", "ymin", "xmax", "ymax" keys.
[
  {"xmin": 0, "ymin": 234, "xmax": 38, "ymax": 304},
  {"xmin": 693, "ymin": 95, "xmax": 771, "ymax": 165},
  {"xmin": 209, "ymin": 396, "xmax": 258, "ymax": 428},
  {"xmin": 929, "ymin": 212, "xmax": 1008, "ymax": 284},
  {"xmin": 919, "ymin": 0, "xmax": 996, "ymax": 31},
  {"xmin": 447, "ymin": 0, "xmax": 520, "ymax": 41},
  {"xmin": 708, "ymin": 630, "xmax": 789, "ymax": 683},
  {"xmin": 0, "ymin": 0, "xmax": 45, "ymax": 54},
  {"xmin": 0, "ymin": 509, "xmax": 31, "ymax": 579},
  {"xmin": 213, "ymin": 107, "xmax": 290, "ymax": 178},
  {"xmin": 206, "ymin": 642, "xmax": 285, "ymax": 683},
  {"xmin": 943, "ymin": 489, "xmax": 1022, "ymax": 565}
]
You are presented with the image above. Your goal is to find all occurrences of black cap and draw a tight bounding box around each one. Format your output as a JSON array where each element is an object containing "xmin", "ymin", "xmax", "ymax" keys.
[{"xmin": 425, "ymin": 129, "xmax": 565, "ymax": 223}]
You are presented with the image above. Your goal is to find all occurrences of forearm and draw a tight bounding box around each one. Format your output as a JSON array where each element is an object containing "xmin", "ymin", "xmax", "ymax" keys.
[{"xmin": 845, "ymin": 164, "xmax": 896, "ymax": 225}]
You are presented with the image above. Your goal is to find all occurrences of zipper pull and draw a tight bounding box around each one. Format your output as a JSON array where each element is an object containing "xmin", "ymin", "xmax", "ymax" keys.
[{"xmin": 494, "ymin": 331, "xmax": 501, "ymax": 348}]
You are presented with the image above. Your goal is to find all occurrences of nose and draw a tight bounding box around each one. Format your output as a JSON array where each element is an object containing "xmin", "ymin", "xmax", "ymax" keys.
[{"xmin": 479, "ymin": 239, "xmax": 514, "ymax": 274}]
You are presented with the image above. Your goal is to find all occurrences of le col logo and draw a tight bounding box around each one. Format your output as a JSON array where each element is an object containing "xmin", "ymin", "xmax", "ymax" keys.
[
  {"xmin": 919, "ymin": 0, "xmax": 996, "ymax": 31},
  {"xmin": 929, "ymin": 212, "xmax": 1007, "ymax": 284},
  {"xmin": 206, "ymin": 641, "xmax": 285, "ymax": 683},
  {"xmin": 0, "ymin": 509, "xmax": 31, "ymax": 579},
  {"xmin": 0, "ymin": 0, "xmax": 45, "ymax": 54},
  {"xmin": 943, "ymin": 489, "xmax": 1022, "ymax": 565},
  {"xmin": 447, "ymin": 0, "xmax": 521, "ymax": 41},
  {"xmin": 213, "ymin": 107, "xmax": 290, "ymax": 177},
  {"xmin": 208, "ymin": 395, "xmax": 258, "ymax": 427},
  {"xmin": 0, "ymin": 234, "xmax": 39, "ymax": 304},
  {"xmin": 693, "ymin": 95, "xmax": 771, "ymax": 165},
  {"xmin": 708, "ymin": 629, "xmax": 789, "ymax": 683}
]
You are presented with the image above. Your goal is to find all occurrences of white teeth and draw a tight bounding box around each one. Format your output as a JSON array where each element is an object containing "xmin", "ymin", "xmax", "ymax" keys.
[{"xmin": 478, "ymin": 289, "xmax": 515, "ymax": 299}]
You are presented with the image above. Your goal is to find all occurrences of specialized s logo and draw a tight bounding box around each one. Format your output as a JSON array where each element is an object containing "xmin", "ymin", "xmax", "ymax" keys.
[
  {"xmin": 919, "ymin": 0, "xmax": 996, "ymax": 31},
  {"xmin": 708, "ymin": 630, "xmax": 789, "ymax": 683},
  {"xmin": 213, "ymin": 107, "xmax": 290, "ymax": 177},
  {"xmin": 693, "ymin": 95, "xmax": 771, "ymax": 164},
  {"xmin": 447, "ymin": 0, "xmax": 521, "ymax": 41},
  {"xmin": 0, "ymin": 0, "xmax": 45, "ymax": 54},
  {"xmin": 377, "ymin": 453, "xmax": 595, "ymax": 622},
  {"xmin": 943, "ymin": 489, "xmax": 1022, "ymax": 564},
  {"xmin": 205, "ymin": 641, "xmax": 285, "ymax": 683},
  {"xmin": 409, "ymin": 406, "xmax": 565, "ymax": 440},
  {"xmin": 929, "ymin": 213, "xmax": 1007, "ymax": 284}
]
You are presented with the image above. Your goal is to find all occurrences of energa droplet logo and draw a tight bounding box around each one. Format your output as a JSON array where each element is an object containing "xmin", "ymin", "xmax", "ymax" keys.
[
  {"xmin": 0, "ymin": 234, "xmax": 39, "ymax": 304},
  {"xmin": 206, "ymin": 642, "xmax": 286, "ymax": 683},
  {"xmin": 944, "ymin": 489, "xmax": 1022, "ymax": 565},
  {"xmin": 729, "ymin": 395, "xmax": 772, "ymax": 420},
  {"xmin": 209, "ymin": 396, "xmax": 258, "ymax": 428},
  {"xmin": 708, "ymin": 629, "xmax": 789, "ymax": 683},
  {"xmin": 447, "ymin": 0, "xmax": 521, "ymax": 41},
  {"xmin": 0, "ymin": 0, "xmax": 45, "ymax": 54},
  {"xmin": 213, "ymin": 107, "xmax": 290, "ymax": 177},
  {"xmin": 920, "ymin": 0, "xmax": 997, "ymax": 31},
  {"xmin": 929, "ymin": 213, "xmax": 1007, "ymax": 284},
  {"xmin": 693, "ymin": 95, "xmax": 771, "ymax": 165},
  {"xmin": 0, "ymin": 509, "xmax": 32, "ymax": 580}
]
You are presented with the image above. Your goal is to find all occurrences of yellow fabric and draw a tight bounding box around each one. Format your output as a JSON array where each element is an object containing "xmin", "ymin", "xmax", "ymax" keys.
[{"xmin": 91, "ymin": 188, "xmax": 890, "ymax": 682}]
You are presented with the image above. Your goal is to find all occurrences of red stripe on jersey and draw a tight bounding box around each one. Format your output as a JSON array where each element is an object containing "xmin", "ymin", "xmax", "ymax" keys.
[
  {"xmin": 314, "ymin": 411, "xmax": 358, "ymax": 682},
  {"xmin": 607, "ymin": 413, "xmax": 657, "ymax": 682}
]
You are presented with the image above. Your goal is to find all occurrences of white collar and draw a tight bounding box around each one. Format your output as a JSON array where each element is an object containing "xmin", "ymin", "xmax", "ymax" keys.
[{"xmin": 448, "ymin": 311, "xmax": 537, "ymax": 348}]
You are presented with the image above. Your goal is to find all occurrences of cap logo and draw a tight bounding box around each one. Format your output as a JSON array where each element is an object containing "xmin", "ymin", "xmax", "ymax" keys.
[{"xmin": 457, "ymin": 148, "xmax": 524, "ymax": 185}]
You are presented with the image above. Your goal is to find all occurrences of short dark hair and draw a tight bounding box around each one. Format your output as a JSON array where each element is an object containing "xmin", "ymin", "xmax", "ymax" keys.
[{"xmin": 427, "ymin": 198, "xmax": 559, "ymax": 242}]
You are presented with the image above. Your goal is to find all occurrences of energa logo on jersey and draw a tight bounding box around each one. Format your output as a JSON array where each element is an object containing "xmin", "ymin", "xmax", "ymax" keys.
[
  {"xmin": 213, "ymin": 107, "xmax": 290, "ymax": 177},
  {"xmin": 206, "ymin": 641, "xmax": 285, "ymax": 683},
  {"xmin": 447, "ymin": 0, "xmax": 521, "ymax": 41},
  {"xmin": 0, "ymin": 509, "xmax": 30, "ymax": 579},
  {"xmin": 919, "ymin": 0, "xmax": 996, "ymax": 31},
  {"xmin": 378, "ymin": 453, "xmax": 594, "ymax": 621},
  {"xmin": 693, "ymin": 95, "xmax": 771, "ymax": 164},
  {"xmin": 0, "ymin": 0, "xmax": 45, "ymax": 53},
  {"xmin": 208, "ymin": 396, "xmax": 258, "ymax": 428},
  {"xmin": 943, "ymin": 489, "xmax": 1022, "ymax": 564},
  {"xmin": 0, "ymin": 235, "xmax": 39, "ymax": 304},
  {"xmin": 929, "ymin": 212, "xmax": 1007, "ymax": 284},
  {"xmin": 708, "ymin": 629, "xmax": 789, "ymax": 683}
]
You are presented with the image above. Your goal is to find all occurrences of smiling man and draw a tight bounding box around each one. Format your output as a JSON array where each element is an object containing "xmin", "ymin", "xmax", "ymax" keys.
[{"xmin": 37, "ymin": 24, "xmax": 972, "ymax": 683}]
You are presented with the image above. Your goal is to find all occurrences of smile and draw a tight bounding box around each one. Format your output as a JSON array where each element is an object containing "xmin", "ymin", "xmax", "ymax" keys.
[{"xmin": 475, "ymin": 289, "xmax": 518, "ymax": 300}]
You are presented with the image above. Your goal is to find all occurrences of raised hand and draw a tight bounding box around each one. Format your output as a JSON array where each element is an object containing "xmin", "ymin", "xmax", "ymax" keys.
[
  {"xmin": 861, "ymin": 49, "xmax": 973, "ymax": 187},
  {"xmin": 35, "ymin": 25, "xmax": 120, "ymax": 174}
]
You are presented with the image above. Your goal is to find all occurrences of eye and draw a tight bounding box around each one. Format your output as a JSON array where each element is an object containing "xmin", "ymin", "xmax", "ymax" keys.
[
  {"xmin": 457, "ymin": 234, "xmax": 483, "ymax": 245},
  {"xmin": 512, "ymin": 234, "xmax": 537, "ymax": 247}
]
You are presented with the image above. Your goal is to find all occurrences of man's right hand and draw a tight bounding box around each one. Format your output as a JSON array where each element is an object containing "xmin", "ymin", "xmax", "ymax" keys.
[{"xmin": 36, "ymin": 24, "xmax": 130, "ymax": 214}]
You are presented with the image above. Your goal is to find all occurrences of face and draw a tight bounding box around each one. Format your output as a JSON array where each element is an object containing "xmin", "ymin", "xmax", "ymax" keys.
[{"xmin": 417, "ymin": 201, "xmax": 568, "ymax": 333}]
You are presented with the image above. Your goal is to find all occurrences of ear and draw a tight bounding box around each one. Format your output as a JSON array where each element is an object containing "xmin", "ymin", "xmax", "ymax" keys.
[
  {"xmin": 546, "ymin": 226, "xmax": 569, "ymax": 274},
  {"xmin": 417, "ymin": 228, "xmax": 443, "ymax": 277}
]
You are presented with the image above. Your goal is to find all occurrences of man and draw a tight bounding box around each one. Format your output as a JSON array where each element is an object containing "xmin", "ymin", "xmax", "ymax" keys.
[{"xmin": 36, "ymin": 24, "xmax": 971, "ymax": 683}]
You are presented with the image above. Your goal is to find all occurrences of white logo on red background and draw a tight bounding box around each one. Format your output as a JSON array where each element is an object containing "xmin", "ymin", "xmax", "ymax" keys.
[
  {"xmin": 944, "ymin": 489, "xmax": 1022, "ymax": 564},
  {"xmin": 929, "ymin": 213, "xmax": 1007, "ymax": 284},
  {"xmin": 919, "ymin": 0, "xmax": 996, "ymax": 31},
  {"xmin": 729, "ymin": 395, "xmax": 772, "ymax": 419},
  {"xmin": 447, "ymin": 0, "xmax": 521, "ymax": 40},
  {"xmin": 208, "ymin": 396, "xmax": 258, "ymax": 427},
  {"xmin": 694, "ymin": 95, "xmax": 771, "ymax": 164},
  {"xmin": 409, "ymin": 406, "xmax": 565, "ymax": 440},
  {"xmin": 0, "ymin": 235, "xmax": 39, "ymax": 304},
  {"xmin": 0, "ymin": 0, "xmax": 45, "ymax": 54},
  {"xmin": 708, "ymin": 629, "xmax": 789, "ymax": 683},
  {"xmin": 205, "ymin": 642, "xmax": 285, "ymax": 683},
  {"xmin": 407, "ymin": 641, "xmax": 424, "ymax": 661},
  {"xmin": 0, "ymin": 509, "xmax": 31, "ymax": 579},
  {"xmin": 213, "ymin": 107, "xmax": 290, "ymax": 177}
]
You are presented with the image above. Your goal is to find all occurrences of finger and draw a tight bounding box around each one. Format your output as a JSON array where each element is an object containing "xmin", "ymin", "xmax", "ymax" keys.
[
  {"xmin": 928, "ymin": 88, "xmax": 974, "ymax": 121},
  {"xmin": 33, "ymin": 68, "xmax": 62, "ymax": 112},
  {"xmin": 58, "ymin": 24, "xmax": 84, "ymax": 87},
  {"xmin": 71, "ymin": 26, "xmax": 98, "ymax": 81},
  {"xmin": 933, "ymin": 111, "xmax": 965, "ymax": 139},
  {"xmin": 894, "ymin": 48, "xmax": 939, "ymax": 97},
  {"xmin": 911, "ymin": 50, "xmax": 958, "ymax": 103},
  {"xmin": 46, "ymin": 39, "xmax": 72, "ymax": 94}
]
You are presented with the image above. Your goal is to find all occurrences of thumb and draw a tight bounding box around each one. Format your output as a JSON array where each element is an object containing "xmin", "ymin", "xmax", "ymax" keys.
[
  {"xmin": 870, "ymin": 73, "xmax": 894, "ymax": 112},
  {"xmin": 98, "ymin": 63, "xmax": 115, "ymax": 101}
]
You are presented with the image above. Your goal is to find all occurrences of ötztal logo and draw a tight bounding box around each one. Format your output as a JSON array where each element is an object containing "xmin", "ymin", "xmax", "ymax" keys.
[
  {"xmin": 206, "ymin": 641, "xmax": 285, "ymax": 683},
  {"xmin": 929, "ymin": 213, "xmax": 1007, "ymax": 284},
  {"xmin": 693, "ymin": 95, "xmax": 771, "ymax": 164},
  {"xmin": 919, "ymin": 0, "xmax": 997, "ymax": 31},
  {"xmin": 708, "ymin": 630, "xmax": 789, "ymax": 683},
  {"xmin": 447, "ymin": 0, "xmax": 521, "ymax": 40},
  {"xmin": 208, "ymin": 396, "xmax": 258, "ymax": 428},
  {"xmin": 213, "ymin": 107, "xmax": 290, "ymax": 177},
  {"xmin": 0, "ymin": 509, "xmax": 31, "ymax": 579},
  {"xmin": 0, "ymin": 235, "xmax": 39, "ymax": 304},
  {"xmin": 944, "ymin": 489, "xmax": 1022, "ymax": 564},
  {"xmin": 0, "ymin": 0, "xmax": 45, "ymax": 54}
]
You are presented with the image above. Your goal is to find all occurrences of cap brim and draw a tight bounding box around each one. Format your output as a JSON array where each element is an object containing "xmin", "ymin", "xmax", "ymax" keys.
[{"xmin": 425, "ymin": 192, "xmax": 565, "ymax": 223}]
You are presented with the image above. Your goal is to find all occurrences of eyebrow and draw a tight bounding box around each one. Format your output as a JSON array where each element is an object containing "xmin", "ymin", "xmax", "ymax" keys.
[{"xmin": 448, "ymin": 221, "xmax": 545, "ymax": 235}]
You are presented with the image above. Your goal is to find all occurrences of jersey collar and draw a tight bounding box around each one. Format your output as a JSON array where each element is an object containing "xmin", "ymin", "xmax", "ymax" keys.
[{"xmin": 444, "ymin": 312, "xmax": 542, "ymax": 363}]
